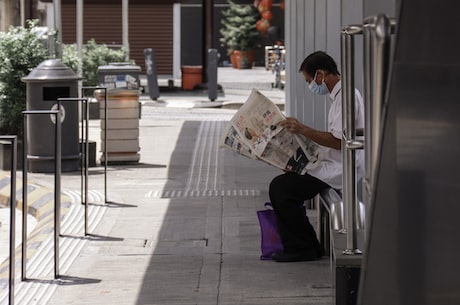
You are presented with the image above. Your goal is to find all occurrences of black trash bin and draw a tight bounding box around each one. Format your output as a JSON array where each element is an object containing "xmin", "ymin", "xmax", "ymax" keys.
[{"xmin": 21, "ymin": 59, "xmax": 81, "ymax": 172}]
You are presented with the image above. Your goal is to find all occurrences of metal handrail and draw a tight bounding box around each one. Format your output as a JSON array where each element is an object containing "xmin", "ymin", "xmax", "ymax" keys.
[
  {"xmin": 57, "ymin": 97, "xmax": 90, "ymax": 235},
  {"xmin": 22, "ymin": 109, "xmax": 62, "ymax": 280},
  {"xmin": 340, "ymin": 14, "xmax": 396, "ymax": 255},
  {"xmin": 362, "ymin": 14, "xmax": 396, "ymax": 220},
  {"xmin": 81, "ymin": 86, "xmax": 108, "ymax": 204},
  {"xmin": 1, "ymin": 136, "xmax": 17, "ymax": 305},
  {"xmin": 341, "ymin": 24, "xmax": 364, "ymax": 255}
]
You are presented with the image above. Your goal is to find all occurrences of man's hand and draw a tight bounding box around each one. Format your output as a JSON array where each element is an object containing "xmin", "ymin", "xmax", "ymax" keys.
[
  {"xmin": 280, "ymin": 117, "xmax": 305, "ymax": 134},
  {"xmin": 280, "ymin": 117, "xmax": 341, "ymax": 150}
]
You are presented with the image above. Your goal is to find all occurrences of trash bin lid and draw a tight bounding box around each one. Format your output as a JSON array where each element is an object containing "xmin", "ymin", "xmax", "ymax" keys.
[
  {"xmin": 97, "ymin": 62, "xmax": 141, "ymax": 73},
  {"xmin": 22, "ymin": 59, "xmax": 81, "ymax": 82}
]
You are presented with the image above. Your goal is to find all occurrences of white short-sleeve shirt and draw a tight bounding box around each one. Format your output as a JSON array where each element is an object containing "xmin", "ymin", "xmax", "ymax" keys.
[{"xmin": 306, "ymin": 80, "xmax": 365, "ymax": 190}]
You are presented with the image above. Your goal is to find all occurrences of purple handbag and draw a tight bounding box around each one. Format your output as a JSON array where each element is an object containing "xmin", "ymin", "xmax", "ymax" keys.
[{"xmin": 256, "ymin": 202, "xmax": 284, "ymax": 260}]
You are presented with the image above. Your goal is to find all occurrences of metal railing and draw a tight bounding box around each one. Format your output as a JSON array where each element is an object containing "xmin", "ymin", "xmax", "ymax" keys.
[
  {"xmin": 341, "ymin": 24, "xmax": 364, "ymax": 255},
  {"xmin": 1, "ymin": 136, "xmax": 17, "ymax": 305},
  {"xmin": 22, "ymin": 109, "xmax": 62, "ymax": 280},
  {"xmin": 8, "ymin": 90, "xmax": 112, "ymax": 301},
  {"xmin": 57, "ymin": 97, "xmax": 91, "ymax": 235},
  {"xmin": 81, "ymin": 87, "xmax": 108, "ymax": 204},
  {"xmin": 362, "ymin": 15, "xmax": 396, "ymax": 219},
  {"xmin": 340, "ymin": 14, "xmax": 396, "ymax": 255}
]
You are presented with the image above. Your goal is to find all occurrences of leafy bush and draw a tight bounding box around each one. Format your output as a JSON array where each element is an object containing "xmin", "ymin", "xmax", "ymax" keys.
[
  {"xmin": 61, "ymin": 43, "xmax": 80, "ymax": 77},
  {"xmin": 0, "ymin": 21, "xmax": 129, "ymax": 136},
  {"xmin": 0, "ymin": 20, "xmax": 48, "ymax": 135},
  {"xmin": 62, "ymin": 39, "xmax": 129, "ymax": 86}
]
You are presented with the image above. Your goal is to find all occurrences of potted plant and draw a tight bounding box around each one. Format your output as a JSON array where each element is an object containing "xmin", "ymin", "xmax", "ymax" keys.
[{"xmin": 220, "ymin": 0, "xmax": 261, "ymax": 69}]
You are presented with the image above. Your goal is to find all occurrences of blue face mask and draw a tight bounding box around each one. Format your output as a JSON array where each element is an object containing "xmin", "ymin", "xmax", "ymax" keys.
[{"xmin": 309, "ymin": 72, "xmax": 329, "ymax": 95}]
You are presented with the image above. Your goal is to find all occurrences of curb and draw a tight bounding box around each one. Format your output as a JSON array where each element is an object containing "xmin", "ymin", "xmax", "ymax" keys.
[{"xmin": 0, "ymin": 173, "xmax": 71, "ymax": 290}]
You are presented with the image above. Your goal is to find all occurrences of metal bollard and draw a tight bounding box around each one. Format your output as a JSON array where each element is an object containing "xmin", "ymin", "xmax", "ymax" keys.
[
  {"xmin": 273, "ymin": 45, "xmax": 282, "ymax": 89},
  {"xmin": 144, "ymin": 48, "xmax": 160, "ymax": 100},
  {"xmin": 22, "ymin": 109, "xmax": 61, "ymax": 280},
  {"xmin": 208, "ymin": 49, "xmax": 219, "ymax": 101}
]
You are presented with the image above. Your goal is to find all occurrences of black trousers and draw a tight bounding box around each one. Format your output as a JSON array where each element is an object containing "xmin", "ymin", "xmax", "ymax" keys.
[{"xmin": 269, "ymin": 172, "xmax": 330, "ymax": 253}]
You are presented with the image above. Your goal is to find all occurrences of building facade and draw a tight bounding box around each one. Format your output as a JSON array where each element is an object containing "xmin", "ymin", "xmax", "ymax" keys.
[
  {"xmin": 2, "ymin": 1, "xmax": 284, "ymax": 80},
  {"xmin": 0, "ymin": 0, "xmax": 41, "ymax": 31}
]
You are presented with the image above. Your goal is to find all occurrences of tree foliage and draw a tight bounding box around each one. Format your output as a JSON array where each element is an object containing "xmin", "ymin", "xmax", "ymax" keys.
[
  {"xmin": 63, "ymin": 39, "xmax": 128, "ymax": 87},
  {"xmin": 0, "ymin": 20, "xmax": 48, "ymax": 135},
  {"xmin": 0, "ymin": 21, "xmax": 129, "ymax": 136}
]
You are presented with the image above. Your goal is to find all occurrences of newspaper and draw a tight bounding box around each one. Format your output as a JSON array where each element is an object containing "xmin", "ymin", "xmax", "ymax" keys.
[{"xmin": 220, "ymin": 89, "xmax": 319, "ymax": 174}]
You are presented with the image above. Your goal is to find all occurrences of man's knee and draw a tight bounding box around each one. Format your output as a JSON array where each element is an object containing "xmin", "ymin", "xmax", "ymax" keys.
[
  {"xmin": 270, "ymin": 173, "xmax": 287, "ymax": 191},
  {"xmin": 269, "ymin": 173, "xmax": 296, "ymax": 200}
]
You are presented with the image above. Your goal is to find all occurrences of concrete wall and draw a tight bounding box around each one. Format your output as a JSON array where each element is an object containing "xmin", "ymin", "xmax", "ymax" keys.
[
  {"xmin": 0, "ymin": 0, "xmax": 19, "ymax": 32},
  {"xmin": 284, "ymin": 0, "xmax": 395, "ymax": 129}
]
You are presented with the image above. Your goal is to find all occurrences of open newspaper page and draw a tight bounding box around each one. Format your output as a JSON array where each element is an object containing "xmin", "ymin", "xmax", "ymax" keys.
[{"xmin": 220, "ymin": 89, "xmax": 319, "ymax": 174}]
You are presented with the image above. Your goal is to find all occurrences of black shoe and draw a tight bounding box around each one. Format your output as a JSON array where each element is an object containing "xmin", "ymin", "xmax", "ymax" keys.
[{"xmin": 272, "ymin": 249, "xmax": 321, "ymax": 262}]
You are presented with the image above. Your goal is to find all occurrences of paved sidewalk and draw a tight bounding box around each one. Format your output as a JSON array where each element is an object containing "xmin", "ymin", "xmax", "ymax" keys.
[
  {"xmin": 0, "ymin": 67, "xmax": 334, "ymax": 305},
  {"xmin": 141, "ymin": 67, "xmax": 286, "ymax": 109},
  {"xmin": 0, "ymin": 207, "xmax": 36, "ymax": 267}
]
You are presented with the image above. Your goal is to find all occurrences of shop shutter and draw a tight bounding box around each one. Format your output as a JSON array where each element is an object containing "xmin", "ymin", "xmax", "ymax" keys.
[{"xmin": 62, "ymin": 0, "xmax": 173, "ymax": 75}]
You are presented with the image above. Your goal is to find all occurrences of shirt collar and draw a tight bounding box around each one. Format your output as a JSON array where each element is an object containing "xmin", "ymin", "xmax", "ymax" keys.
[{"xmin": 329, "ymin": 80, "xmax": 342, "ymax": 101}]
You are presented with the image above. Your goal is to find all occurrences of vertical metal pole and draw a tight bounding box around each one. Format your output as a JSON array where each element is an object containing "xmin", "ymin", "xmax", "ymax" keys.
[
  {"xmin": 76, "ymin": 0, "xmax": 83, "ymax": 98},
  {"xmin": 363, "ymin": 17, "xmax": 374, "ymax": 211},
  {"xmin": 274, "ymin": 45, "xmax": 282, "ymax": 89},
  {"xmin": 76, "ymin": 0, "xmax": 83, "ymax": 75},
  {"xmin": 84, "ymin": 98, "xmax": 89, "ymax": 235},
  {"xmin": 54, "ymin": 0, "xmax": 63, "ymax": 58},
  {"xmin": 202, "ymin": 0, "xmax": 214, "ymax": 83},
  {"xmin": 341, "ymin": 25, "xmax": 363, "ymax": 255},
  {"xmin": 122, "ymin": 0, "xmax": 129, "ymax": 61},
  {"xmin": 54, "ymin": 108, "xmax": 62, "ymax": 279},
  {"xmin": 7, "ymin": 136, "xmax": 17, "ymax": 305},
  {"xmin": 22, "ymin": 110, "xmax": 61, "ymax": 280},
  {"xmin": 22, "ymin": 116, "xmax": 28, "ymax": 281},
  {"xmin": 144, "ymin": 48, "xmax": 160, "ymax": 100},
  {"xmin": 208, "ymin": 49, "xmax": 218, "ymax": 101},
  {"xmin": 20, "ymin": 0, "xmax": 25, "ymax": 26},
  {"xmin": 363, "ymin": 15, "xmax": 393, "ymax": 211},
  {"xmin": 104, "ymin": 89, "xmax": 108, "ymax": 203},
  {"xmin": 81, "ymin": 87, "xmax": 108, "ymax": 204},
  {"xmin": 80, "ymin": 100, "xmax": 85, "ymax": 206},
  {"xmin": 58, "ymin": 97, "xmax": 90, "ymax": 233}
]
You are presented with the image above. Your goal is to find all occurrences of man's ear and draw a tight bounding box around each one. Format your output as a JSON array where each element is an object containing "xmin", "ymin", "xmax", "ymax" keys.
[{"xmin": 316, "ymin": 69, "xmax": 326, "ymax": 77}]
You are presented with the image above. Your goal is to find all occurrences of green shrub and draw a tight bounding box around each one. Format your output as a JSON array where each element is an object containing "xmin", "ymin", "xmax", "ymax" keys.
[
  {"xmin": 0, "ymin": 20, "xmax": 48, "ymax": 135},
  {"xmin": 62, "ymin": 39, "xmax": 129, "ymax": 86},
  {"xmin": 0, "ymin": 21, "xmax": 129, "ymax": 136},
  {"xmin": 61, "ymin": 43, "xmax": 80, "ymax": 77}
]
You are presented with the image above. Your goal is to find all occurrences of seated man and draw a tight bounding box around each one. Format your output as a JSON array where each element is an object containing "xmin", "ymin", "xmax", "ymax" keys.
[{"xmin": 270, "ymin": 51, "xmax": 364, "ymax": 262}]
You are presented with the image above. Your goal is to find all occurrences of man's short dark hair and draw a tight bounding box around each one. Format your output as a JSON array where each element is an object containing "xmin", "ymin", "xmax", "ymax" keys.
[{"xmin": 299, "ymin": 51, "xmax": 340, "ymax": 77}]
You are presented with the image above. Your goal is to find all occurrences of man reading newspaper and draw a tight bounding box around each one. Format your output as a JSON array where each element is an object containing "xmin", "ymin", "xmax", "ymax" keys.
[
  {"xmin": 221, "ymin": 51, "xmax": 364, "ymax": 262},
  {"xmin": 269, "ymin": 51, "xmax": 365, "ymax": 262}
]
